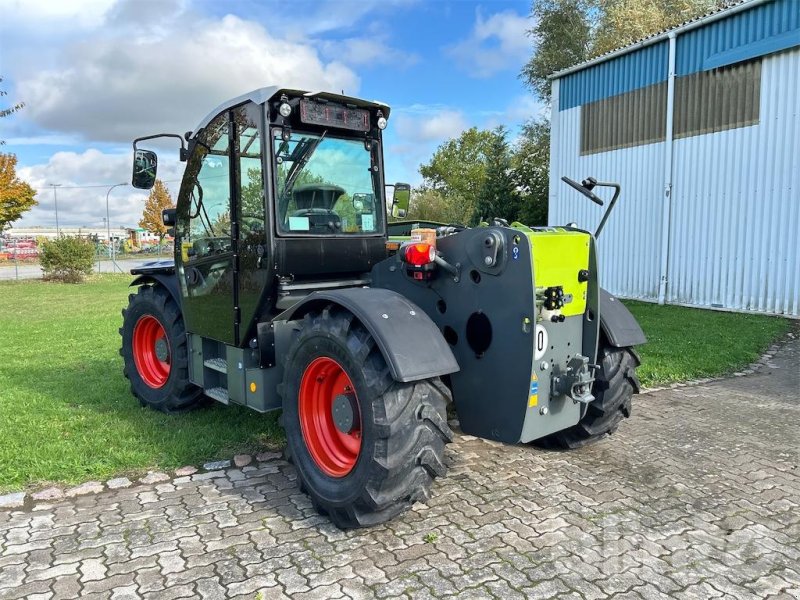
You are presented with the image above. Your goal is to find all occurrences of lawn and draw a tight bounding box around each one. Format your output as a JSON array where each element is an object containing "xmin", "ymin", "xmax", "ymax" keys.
[{"xmin": 0, "ymin": 276, "xmax": 791, "ymax": 492}]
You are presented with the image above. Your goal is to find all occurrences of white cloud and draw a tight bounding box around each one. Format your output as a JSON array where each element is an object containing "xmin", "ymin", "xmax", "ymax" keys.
[
  {"xmin": 446, "ymin": 10, "xmax": 531, "ymax": 78},
  {"xmin": 394, "ymin": 109, "xmax": 468, "ymax": 143},
  {"xmin": 15, "ymin": 9, "xmax": 360, "ymax": 143},
  {"xmin": 15, "ymin": 149, "xmax": 184, "ymax": 229},
  {"xmin": 0, "ymin": 0, "xmax": 117, "ymax": 28},
  {"xmin": 318, "ymin": 37, "xmax": 419, "ymax": 68}
]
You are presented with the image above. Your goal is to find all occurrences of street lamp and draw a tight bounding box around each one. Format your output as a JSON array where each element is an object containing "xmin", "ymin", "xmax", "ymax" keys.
[
  {"xmin": 47, "ymin": 184, "xmax": 62, "ymax": 236},
  {"xmin": 106, "ymin": 182, "xmax": 128, "ymax": 272}
]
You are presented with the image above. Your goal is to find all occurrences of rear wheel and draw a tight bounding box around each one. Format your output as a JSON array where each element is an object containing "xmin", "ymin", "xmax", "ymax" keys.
[
  {"xmin": 280, "ymin": 306, "xmax": 453, "ymax": 529},
  {"xmin": 541, "ymin": 338, "xmax": 640, "ymax": 449},
  {"xmin": 120, "ymin": 284, "xmax": 202, "ymax": 412}
]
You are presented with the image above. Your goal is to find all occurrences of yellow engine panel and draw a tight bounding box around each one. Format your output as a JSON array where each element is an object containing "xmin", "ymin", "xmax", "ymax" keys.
[{"xmin": 524, "ymin": 228, "xmax": 591, "ymax": 317}]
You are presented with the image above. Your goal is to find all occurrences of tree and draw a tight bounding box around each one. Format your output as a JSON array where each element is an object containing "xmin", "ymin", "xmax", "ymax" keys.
[
  {"xmin": 139, "ymin": 179, "xmax": 174, "ymax": 244},
  {"xmin": 1, "ymin": 76, "xmax": 24, "ymax": 146},
  {"xmin": 0, "ymin": 153, "xmax": 36, "ymax": 232},
  {"xmin": 592, "ymin": 0, "xmax": 717, "ymax": 55},
  {"xmin": 407, "ymin": 189, "xmax": 461, "ymax": 224},
  {"xmin": 520, "ymin": 0, "xmax": 592, "ymax": 103},
  {"xmin": 474, "ymin": 127, "xmax": 520, "ymax": 224},
  {"xmin": 418, "ymin": 128, "xmax": 501, "ymax": 225},
  {"xmin": 512, "ymin": 119, "xmax": 550, "ymax": 226},
  {"xmin": 40, "ymin": 236, "xmax": 95, "ymax": 283}
]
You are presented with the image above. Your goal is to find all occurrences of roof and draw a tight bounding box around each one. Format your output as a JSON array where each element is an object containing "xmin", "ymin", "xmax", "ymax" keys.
[
  {"xmin": 550, "ymin": 0, "xmax": 764, "ymax": 79},
  {"xmin": 192, "ymin": 86, "xmax": 391, "ymax": 135}
]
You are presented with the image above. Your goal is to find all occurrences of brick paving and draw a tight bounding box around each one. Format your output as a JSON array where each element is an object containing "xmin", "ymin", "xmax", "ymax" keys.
[{"xmin": 1, "ymin": 336, "xmax": 798, "ymax": 599}]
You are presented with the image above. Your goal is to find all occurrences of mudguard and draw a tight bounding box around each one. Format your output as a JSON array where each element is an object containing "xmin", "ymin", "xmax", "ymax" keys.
[
  {"xmin": 129, "ymin": 261, "xmax": 180, "ymax": 307},
  {"xmin": 599, "ymin": 288, "xmax": 647, "ymax": 348},
  {"xmin": 279, "ymin": 287, "xmax": 460, "ymax": 383}
]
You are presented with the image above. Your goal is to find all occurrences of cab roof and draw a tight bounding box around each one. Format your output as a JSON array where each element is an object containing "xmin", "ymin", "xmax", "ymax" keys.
[{"xmin": 192, "ymin": 86, "xmax": 391, "ymax": 136}]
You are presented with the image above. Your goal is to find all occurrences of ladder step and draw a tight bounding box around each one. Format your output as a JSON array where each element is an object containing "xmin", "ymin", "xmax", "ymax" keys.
[
  {"xmin": 205, "ymin": 386, "xmax": 229, "ymax": 405},
  {"xmin": 204, "ymin": 358, "xmax": 228, "ymax": 374}
]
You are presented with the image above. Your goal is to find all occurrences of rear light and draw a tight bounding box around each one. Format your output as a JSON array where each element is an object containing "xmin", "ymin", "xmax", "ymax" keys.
[{"xmin": 402, "ymin": 243, "xmax": 435, "ymax": 266}]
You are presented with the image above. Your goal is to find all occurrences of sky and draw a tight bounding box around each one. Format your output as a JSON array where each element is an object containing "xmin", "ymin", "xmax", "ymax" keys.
[{"xmin": 0, "ymin": 0, "xmax": 546, "ymax": 230}]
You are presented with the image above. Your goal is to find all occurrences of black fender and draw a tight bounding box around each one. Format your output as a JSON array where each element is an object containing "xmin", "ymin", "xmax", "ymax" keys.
[
  {"xmin": 279, "ymin": 287, "xmax": 460, "ymax": 383},
  {"xmin": 599, "ymin": 288, "xmax": 646, "ymax": 348},
  {"xmin": 130, "ymin": 273, "xmax": 181, "ymax": 308}
]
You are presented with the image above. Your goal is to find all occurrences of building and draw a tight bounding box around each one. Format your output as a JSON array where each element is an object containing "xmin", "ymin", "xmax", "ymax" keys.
[{"xmin": 548, "ymin": 0, "xmax": 799, "ymax": 317}]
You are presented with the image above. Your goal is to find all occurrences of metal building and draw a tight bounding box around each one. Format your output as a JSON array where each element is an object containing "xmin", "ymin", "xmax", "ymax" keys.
[{"xmin": 548, "ymin": 0, "xmax": 800, "ymax": 316}]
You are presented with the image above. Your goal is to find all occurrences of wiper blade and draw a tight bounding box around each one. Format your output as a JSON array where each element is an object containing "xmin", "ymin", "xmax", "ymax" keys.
[{"xmin": 282, "ymin": 130, "xmax": 327, "ymax": 201}]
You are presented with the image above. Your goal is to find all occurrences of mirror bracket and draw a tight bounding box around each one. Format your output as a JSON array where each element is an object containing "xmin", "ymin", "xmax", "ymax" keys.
[{"xmin": 132, "ymin": 133, "xmax": 188, "ymax": 162}]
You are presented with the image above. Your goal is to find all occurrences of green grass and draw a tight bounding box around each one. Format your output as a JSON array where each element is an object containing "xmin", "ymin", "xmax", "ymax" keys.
[
  {"xmin": 0, "ymin": 275, "xmax": 283, "ymax": 493},
  {"xmin": 626, "ymin": 300, "xmax": 790, "ymax": 387},
  {"xmin": 0, "ymin": 277, "xmax": 791, "ymax": 492}
]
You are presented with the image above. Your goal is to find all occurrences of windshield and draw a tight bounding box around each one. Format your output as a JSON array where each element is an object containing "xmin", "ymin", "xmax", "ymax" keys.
[{"xmin": 273, "ymin": 130, "xmax": 382, "ymax": 235}]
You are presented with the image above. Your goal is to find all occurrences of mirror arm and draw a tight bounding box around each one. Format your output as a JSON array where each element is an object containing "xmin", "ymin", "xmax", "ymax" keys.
[
  {"xmin": 133, "ymin": 133, "xmax": 188, "ymax": 162},
  {"xmin": 592, "ymin": 181, "xmax": 621, "ymax": 239}
]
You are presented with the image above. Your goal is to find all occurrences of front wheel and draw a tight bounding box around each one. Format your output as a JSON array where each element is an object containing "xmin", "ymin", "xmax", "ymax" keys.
[
  {"xmin": 119, "ymin": 284, "xmax": 202, "ymax": 412},
  {"xmin": 541, "ymin": 338, "xmax": 640, "ymax": 449},
  {"xmin": 280, "ymin": 306, "xmax": 453, "ymax": 529}
]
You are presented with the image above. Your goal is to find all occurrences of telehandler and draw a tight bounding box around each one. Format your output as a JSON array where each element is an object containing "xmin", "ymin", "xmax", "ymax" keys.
[{"xmin": 121, "ymin": 86, "xmax": 645, "ymax": 528}]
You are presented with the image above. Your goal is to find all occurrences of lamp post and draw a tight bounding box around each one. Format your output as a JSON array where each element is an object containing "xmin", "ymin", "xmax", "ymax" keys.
[
  {"xmin": 48, "ymin": 184, "xmax": 62, "ymax": 236},
  {"xmin": 106, "ymin": 182, "xmax": 128, "ymax": 271}
]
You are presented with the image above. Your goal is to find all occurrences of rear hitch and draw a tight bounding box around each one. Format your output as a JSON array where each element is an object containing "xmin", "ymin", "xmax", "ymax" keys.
[{"xmin": 552, "ymin": 355, "xmax": 595, "ymax": 404}]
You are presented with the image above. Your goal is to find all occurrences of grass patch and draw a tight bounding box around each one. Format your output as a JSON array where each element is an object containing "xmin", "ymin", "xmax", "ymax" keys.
[
  {"xmin": 0, "ymin": 275, "xmax": 283, "ymax": 493},
  {"xmin": 626, "ymin": 300, "xmax": 791, "ymax": 387},
  {"xmin": 0, "ymin": 277, "xmax": 791, "ymax": 492}
]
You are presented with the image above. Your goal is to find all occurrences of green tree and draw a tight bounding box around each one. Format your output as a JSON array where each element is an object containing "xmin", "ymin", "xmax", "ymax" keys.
[
  {"xmin": 1, "ymin": 76, "xmax": 24, "ymax": 146},
  {"xmin": 520, "ymin": 0, "xmax": 592, "ymax": 103},
  {"xmin": 418, "ymin": 127, "xmax": 500, "ymax": 225},
  {"xmin": 593, "ymin": 0, "xmax": 717, "ymax": 55},
  {"xmin": 139, "ymin": 179, "xmax": 174, "ymax": 244},
  {"xmin": 407, "ymin": 188, "xmax": 460, "ymax": 224},
  {"xmin": 0, "ymin": 153, "xmax": 36, "ymax": 232},
  {"xmin": 474, "ymin": 127, "xmax": 520, "ymax": 224},
  {"xmin": 512, "ymin": 119, "xmax": 550, "ymax": 226}
]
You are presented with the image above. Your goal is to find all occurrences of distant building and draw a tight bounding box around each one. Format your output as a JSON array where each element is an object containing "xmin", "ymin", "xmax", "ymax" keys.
[{"xmin": 549, "ymin": 0, "xmax": 799, "ymax": 316}]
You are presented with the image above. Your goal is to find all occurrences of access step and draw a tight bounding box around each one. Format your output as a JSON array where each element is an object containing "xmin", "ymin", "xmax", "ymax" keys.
[
  {"xmin": 205, "ymin": 386, "xmax": 229, "ymax": 405},
  {"xmin": 203, "ymin": 358, "xmax": 228, "ymax": 374}
]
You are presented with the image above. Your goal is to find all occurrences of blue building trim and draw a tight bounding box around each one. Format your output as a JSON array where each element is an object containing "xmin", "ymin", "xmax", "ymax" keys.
[
  {"xmin": 678, "ymin": 0, "xmax": 800, "ymax": 75},
  {"xmin": 557, "ymin": 0, "xmax": 800, "ymax": 111},
  {"xmin": 559, "ymin": 41, "xmax": 668, "ymax": 111}
]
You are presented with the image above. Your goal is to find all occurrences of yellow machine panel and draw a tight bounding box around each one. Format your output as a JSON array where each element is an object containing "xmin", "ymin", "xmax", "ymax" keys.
[{"xmin": 525, "ymin": 228, "xmax": 591, "ymax": 317}]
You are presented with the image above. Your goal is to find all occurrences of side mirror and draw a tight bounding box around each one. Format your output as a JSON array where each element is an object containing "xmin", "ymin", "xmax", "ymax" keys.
[
  {"xmin": 391, "ymin": 183, "xmax": 411, "ymax": 219},
  {"xmin": 132, "ymin": 149, "xmax": 158, "ymax": 189},
  {"xmin": 162, "ymin": 208, "xmax": 176, "ymax": 227}
]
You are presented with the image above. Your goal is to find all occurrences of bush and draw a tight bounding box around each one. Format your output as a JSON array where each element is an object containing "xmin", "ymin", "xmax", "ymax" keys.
[{"xmin": 40, "ymin": 236, "xmax": 95, "ymax": 283}]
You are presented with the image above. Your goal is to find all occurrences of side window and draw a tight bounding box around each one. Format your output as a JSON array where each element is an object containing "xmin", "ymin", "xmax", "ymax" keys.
[
  {"xmin": 183, "ymin": 112, "xmax": 231, "ymax": 260},
  {"xmin": 234, "ymin": 104, "xmax": 264, "ymax": 239}
]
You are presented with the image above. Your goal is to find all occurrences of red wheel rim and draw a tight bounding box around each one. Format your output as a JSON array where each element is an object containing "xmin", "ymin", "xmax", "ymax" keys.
[
  {"xmin": 299, "ymin": 357, "xmax": 362, "ymax": 477},
  {"xmin": 132, "ymin": 315, "xmax": 171, "ymax": 388}
]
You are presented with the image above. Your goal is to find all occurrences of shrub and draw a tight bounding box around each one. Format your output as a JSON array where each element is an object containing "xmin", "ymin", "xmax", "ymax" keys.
[{"xmin": 40, "ymin": 236, "xmax": 95, "ymax": 283}]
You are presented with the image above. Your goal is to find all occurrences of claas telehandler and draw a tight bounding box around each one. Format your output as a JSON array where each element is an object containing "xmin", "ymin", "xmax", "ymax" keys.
[{"xmin": 121, "ymin": 86, "xmax": 645, "ymax": 528}]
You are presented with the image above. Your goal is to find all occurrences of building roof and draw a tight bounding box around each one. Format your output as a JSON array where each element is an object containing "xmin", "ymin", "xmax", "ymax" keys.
[{"xmin": 550, "ymin": 0, "xmax": 762, "ymax": 79}]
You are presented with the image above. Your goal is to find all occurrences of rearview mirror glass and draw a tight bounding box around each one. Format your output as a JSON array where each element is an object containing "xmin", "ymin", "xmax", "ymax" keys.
[
  {"xmin": 132, "ymin": 149, "xmax": 158, "ymax": 189},
  {"xmin": 391, "ymin": 183, "xmax": 410, "ymax": 219}
]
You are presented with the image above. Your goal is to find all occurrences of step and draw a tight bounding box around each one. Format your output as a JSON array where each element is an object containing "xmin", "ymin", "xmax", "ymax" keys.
[
  {"xmin": 205, "ymin": 386, "xmax": 229, "ymax": 405},
  {"xmin": 204, "ymin": 358, "xmax": 228, "ymax": 374}
]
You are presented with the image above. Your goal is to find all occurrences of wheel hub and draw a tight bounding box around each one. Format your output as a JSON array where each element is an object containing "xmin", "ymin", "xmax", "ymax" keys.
[
  {"xmin": 332, "ymin": 392, "xmax": 358, "ymax": 434},
  {"xmin": 154, "ymin": 338, "xmax": 169, "ymax": 362}
]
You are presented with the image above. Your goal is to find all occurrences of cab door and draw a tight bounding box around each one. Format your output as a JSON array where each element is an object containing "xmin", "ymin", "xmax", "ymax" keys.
[{"xmin": 175, "ymin": 110, "xmax": 236, "ymax": 344}]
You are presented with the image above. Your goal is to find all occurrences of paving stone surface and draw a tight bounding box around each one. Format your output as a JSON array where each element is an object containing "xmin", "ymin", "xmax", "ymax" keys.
[{"xmin": 1, "ymin": 336, "xmax": 798, "ymax": 599}]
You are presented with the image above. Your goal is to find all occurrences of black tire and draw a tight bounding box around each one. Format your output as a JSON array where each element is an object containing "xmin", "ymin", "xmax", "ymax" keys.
[
  {"xmin": 541, "ymin": 339, "xmax": 640, "ymax": 449},
  {"xmin": 279, "ymin": 305, "xmax": 453, "ymax": 529},
  {"xmin": 119, "ymin": 284, "xmax": 202, "ymax": 413}
]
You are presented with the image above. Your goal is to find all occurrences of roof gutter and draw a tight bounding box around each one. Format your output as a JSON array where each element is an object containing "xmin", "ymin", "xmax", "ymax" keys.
[{"xmin": 548, "ymin": 0, "xmax": 771, "ymax": 80}]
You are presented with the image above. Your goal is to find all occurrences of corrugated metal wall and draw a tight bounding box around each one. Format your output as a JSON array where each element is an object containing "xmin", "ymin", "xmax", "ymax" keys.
[
  {"xmin": 667, "ymin": 48, "xmax": 800, "ymax": 314},
  {"xmin": 550, "ymin": 46, "xmax": 800, "ymax": 316},
  {"xmin": 550, "ymin": 80, "xmax": 665, "ymax": 301}
]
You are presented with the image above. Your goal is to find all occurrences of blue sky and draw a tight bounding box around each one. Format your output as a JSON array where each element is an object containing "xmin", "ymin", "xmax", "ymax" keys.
[{"xmin": 0, "ymin": 0, "xmax": 544, "ymax": 229}]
